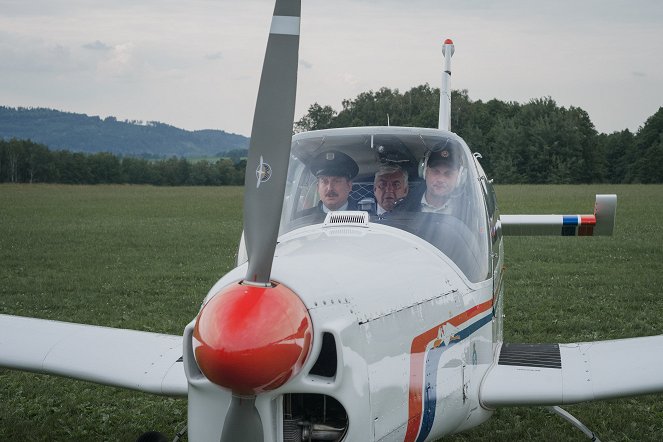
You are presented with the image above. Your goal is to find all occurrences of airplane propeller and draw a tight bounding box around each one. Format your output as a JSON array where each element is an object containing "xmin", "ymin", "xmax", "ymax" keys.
[
  {"xmin": 221, "ymin": 395, "xmax": 263, "ymax": 442},
  {"xmin": 243, "ymin": 0, "xmax": 302, "ymax": 286},
  {"xmin": 192, "ymin": 1, "xmax": 305, "ymax": 441},
  {"xmin": 193, "ymin": 283, "xmax": 312, "ymax": 442}
]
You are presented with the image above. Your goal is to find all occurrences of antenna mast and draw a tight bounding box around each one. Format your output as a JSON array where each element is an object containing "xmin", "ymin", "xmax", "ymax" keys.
[{"xmin": 438, "ymin": 38, "xmax": 455, "ymax": 131}]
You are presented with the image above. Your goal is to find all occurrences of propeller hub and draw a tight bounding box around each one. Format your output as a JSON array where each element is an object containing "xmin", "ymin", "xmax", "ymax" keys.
[{"xmin": 193, "ymin": 281, "xmax": 312, "ymax": 395}]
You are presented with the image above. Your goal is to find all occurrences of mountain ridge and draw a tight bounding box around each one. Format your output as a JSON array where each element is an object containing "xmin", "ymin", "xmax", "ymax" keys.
[{"xmin": 0, "ymin": 106, "xmax": 249, "ymax": 158}]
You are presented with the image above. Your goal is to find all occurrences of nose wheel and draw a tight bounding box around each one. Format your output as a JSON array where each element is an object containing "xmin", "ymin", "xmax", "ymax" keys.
[
  {"xmin": 136, "ymin": 431, "xmax": 169, "ymax": 442},
  {"xmin": 136, "ymin": 424, "xmax": 187, "ymax": 442}
]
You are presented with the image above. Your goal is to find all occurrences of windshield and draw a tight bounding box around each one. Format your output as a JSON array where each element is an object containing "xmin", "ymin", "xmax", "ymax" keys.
[{"xmin": 279, "ymin": 127, "xmax": 490, "ymax": 282}]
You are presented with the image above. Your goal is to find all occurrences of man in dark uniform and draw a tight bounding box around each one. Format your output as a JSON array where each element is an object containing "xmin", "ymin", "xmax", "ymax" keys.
[
  {"xmin": 301, "ymin": 150, "xmax": 359, "ymax": 215},
  {"xmin": 394, "ymin": 139, "xmax": 463, "ymax": 213}
]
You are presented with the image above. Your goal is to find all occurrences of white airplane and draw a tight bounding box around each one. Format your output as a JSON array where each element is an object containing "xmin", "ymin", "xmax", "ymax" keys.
[{"xmin": 2, "ymin": 1, "xmax": 663, "ymax": 441}]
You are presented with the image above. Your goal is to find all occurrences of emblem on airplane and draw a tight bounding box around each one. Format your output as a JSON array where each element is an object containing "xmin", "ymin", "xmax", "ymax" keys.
[{"xmin": 255, "ymin": 155, "xmax": 272, "ymax": 188}]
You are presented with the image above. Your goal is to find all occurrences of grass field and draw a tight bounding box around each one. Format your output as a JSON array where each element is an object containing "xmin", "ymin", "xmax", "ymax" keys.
[{"xmin": 1, "ymin": 183, "xmax": 662, "ymax": 441}]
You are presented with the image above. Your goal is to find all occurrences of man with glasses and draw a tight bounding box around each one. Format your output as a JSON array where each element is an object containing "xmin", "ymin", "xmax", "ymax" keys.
[{"xmin": 373, "ymin": 164, "xmax": 409, "ymax": 215}]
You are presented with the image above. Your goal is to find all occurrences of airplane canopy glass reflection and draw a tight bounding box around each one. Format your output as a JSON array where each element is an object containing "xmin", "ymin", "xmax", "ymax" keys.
[{"xmin": 279, "ymin": 127, "xmax": 491, "ymax": 282}]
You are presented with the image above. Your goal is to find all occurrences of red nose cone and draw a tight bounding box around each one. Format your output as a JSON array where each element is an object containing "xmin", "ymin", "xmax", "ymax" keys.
[{"xmin": 193, "ymin": 282, "xmax": 312, "ymax": 395}]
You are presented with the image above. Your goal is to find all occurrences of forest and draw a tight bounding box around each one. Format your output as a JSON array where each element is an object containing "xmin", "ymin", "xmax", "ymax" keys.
[
  {"xmin": 1, "ymin": 85, "xmax": 662, "ymax": 184},
  {"xmin": 295, "ymin": 86, "xmax": 663, "ymax": 184},
  {"xmin": 0, "ymin": 141, "xmax": 246, "ymax": 186}
]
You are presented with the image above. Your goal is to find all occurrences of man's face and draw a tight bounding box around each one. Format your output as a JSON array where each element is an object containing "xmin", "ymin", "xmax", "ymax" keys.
[
  {"xmin": 374, "ymin": 171, "xmax": 408, "ymax": 211},
  {"xmin": 318, "ymin": 175, "xmax": 352, "ymax": 210},
  {"xmin": 425, "ymin": 164, "xmax": 459, "ymax": 202}
]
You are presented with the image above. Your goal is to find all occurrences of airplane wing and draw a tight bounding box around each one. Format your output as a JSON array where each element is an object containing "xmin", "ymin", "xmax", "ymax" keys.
[
  {"xmin": 500, "ymin": 194, "xmax": 617, "ymax": 236},
  {"xmin": 0, "ymin": 314, "xmax": 187, "ymax": 397},
  {"xmin": 480, "ymin": 335, "xmax": 663, "ymax": 407}
]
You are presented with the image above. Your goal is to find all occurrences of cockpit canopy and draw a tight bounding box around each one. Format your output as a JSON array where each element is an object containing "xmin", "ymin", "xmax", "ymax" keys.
[{"xmin": 279, "ymin": 127, "xmax": 490, "ymax": 282}]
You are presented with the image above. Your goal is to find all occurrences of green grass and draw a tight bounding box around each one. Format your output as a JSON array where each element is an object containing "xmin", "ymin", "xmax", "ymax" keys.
[
  {"xmin": 0, "ymin": 184, "xmax": 243, "ymax": 441},
  {"xmin": 447, "ymin": 184, "xmax": 663, "ymax": 442},
  {"xmin": 1, "ymin": 184, "xmax": 662, "ymax": 441}
]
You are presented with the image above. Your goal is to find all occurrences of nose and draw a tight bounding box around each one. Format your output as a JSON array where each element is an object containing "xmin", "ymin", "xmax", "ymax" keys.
[{"xmin": 192, "ymin": 281, "xmax": 313, "ymax": 395}]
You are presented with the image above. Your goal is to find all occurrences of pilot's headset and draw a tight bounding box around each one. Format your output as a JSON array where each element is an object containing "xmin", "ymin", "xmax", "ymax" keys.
[{"xmin": 418, "ymin": 137, "xmax": 467, "ymax": 194}]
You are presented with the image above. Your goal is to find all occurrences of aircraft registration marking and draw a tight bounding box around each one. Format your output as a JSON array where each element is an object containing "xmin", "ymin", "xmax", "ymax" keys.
[{"xmin": 404, "ymin": 299, "xmax": 493, "ymax": 442}]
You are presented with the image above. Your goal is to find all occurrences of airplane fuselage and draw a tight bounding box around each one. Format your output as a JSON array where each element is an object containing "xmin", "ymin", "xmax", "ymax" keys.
[{"xmin": 184, "ymin": 128, "xmax": 506, "ymax": 441}]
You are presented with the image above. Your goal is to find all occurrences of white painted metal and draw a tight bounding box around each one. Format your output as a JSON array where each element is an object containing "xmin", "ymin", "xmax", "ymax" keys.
[
  {"xmin": 190, "ymin": 222, "xmax": 495, "ymax": 441},
  {"xmin": 500, "ymin": 214, "xmax": 580, "ymax": 236},
  {"xmin": 500, "ymin": 194, "xmax": 617, "ymax": 236},
  {"xmin": 270, "ymin": 15, "xmax": 300, "ymax": 36},
  {"xmin": 594, "ymin": 194, "xmax": 617, "ymax": 236},
  {"xmin": 438, "ymin": 40, "xmax": 454, "ymax": 131},
  {"xmin": 480, "ymin": 335, "xmax": 663, "ymax": 407},
  {"xmin": 0, "ymin": 314, "xmax": 186, "ymax": 396}
]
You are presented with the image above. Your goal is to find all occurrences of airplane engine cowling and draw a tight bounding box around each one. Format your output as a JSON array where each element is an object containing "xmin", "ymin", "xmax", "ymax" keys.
[{"xmin": 192, "ymin": 281, "xmax": 312, "ymax": 395}]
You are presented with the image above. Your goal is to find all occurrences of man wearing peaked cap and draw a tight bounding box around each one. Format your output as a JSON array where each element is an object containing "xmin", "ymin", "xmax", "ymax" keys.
[
  {"xmin": 427, "ymin": 145, "xmax": 461, "ymax": 170},
  {"xmin": 303, "ymin": 150, "xmax": 359, "ymax": 214},
  {"xmin": 309, "ymin": 150, "xmax": 359, "ymax": 180},
  {"xmin": 394, "ymin": 138, "xmax": 464, "ymax": 214},
  {"xmin": 420, "ymin": 143, "xmax": 463, "ymax": 213}
]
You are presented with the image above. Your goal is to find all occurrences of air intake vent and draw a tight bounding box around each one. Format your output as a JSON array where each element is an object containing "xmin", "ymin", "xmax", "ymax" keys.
[
  {"xmin": 310, "ymin": 332, "xmax": 337, "ymax": 378},
  {"xmin": 323, "ymin": 211, "xmax": 369, "ymax": 228},
  {"xmin": 498, "ymin": 343, "xmax": 561, "ymax": 369}
]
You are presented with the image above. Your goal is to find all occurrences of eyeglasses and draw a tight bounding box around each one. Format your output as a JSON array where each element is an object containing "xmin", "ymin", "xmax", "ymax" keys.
[{"xmin": 376, "ymin": 181, "xmax": 403, "ymax": 190}]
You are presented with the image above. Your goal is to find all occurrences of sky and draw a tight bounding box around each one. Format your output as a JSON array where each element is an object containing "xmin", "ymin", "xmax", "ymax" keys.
[{"xmin": 1, "ymin": 0, "xmax": 662, "ymax": 137}]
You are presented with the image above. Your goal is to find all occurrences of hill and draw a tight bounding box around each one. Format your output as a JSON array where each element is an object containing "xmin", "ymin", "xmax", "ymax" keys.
[{"xmin": 0, "ymin": 106, "xmax": 248, "ymax": 158}]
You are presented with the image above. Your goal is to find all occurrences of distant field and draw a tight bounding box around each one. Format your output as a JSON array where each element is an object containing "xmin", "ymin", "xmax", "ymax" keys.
[{"xmin": 1, "ymin": 184, "xmax": 662, "ymax": 441}]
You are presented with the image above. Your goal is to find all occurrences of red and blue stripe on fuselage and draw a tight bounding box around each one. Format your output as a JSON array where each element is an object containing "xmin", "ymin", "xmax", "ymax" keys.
[{"xmin": 404, "ymin": 299, "xmax": 493, "ymax": 442}]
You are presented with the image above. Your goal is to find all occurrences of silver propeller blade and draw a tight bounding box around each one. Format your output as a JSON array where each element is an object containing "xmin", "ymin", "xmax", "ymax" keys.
[
  {"xmin": 243, "ymin": 0, "xmax": 301, "ymax": 285},
  {"xmin": 220, "ymin": 395, "xmax": 263, "ymax": 442}
]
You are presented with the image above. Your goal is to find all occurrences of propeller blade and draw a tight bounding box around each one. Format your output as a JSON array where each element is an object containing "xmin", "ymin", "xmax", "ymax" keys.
[
  {"xmin": 243, "ymin": 0, "xmax": 301, "ymax": 285},
  {"xmin": 220, "ymin": 395, "xmax": 263, "ymax": 442}
]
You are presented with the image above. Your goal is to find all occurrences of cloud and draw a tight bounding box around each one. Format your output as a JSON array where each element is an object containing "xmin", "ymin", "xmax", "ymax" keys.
[
  {"xmin": 0, "ymin": 33, "xmax": 77, "ymax": 73},
  {"xmin": 96, "ymin": 43, "xmax": 136, "ymax": 78},
  {"xmin": 205, "ymin": 51, "xmax": 224, "ymax": 61},
  {"xmin": 341, "ymin": 73, "xmax": 359, "ymax": 87},
  {"xmin": 83, "ymin": 40, "xmax": 112, "ymax": 51},
  {"xmin": 1, "ymin": 0, "xmax": 661, "ymax": 135}
]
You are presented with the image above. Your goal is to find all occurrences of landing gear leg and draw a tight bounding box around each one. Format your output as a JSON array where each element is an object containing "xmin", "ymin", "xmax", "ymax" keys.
[{"xmin": 547, "ymin": 406, "xmax": 601, "ymax": 442}]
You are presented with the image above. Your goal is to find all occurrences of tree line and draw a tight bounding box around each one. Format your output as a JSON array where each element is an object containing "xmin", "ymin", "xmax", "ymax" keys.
[
  {"xmin": 3, "ymin": 85, "xmax": 661, "ymax": 185},
  {"xmin": 0, "ymin": 139, "xmax": 246, "ymax": 186},
  {"xmin": 295, "ymin": 85, "xmax": 663, "ymax": 184}
]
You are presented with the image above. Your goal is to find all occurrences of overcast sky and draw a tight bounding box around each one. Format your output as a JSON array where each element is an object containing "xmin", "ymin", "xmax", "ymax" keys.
[{"xmin": 1, "ymin": 0, "xmax": 662, "ymax": 136}]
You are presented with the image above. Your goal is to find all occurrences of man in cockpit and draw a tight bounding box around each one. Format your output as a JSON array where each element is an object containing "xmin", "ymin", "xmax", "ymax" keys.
[
  {"xmin": 395, "ymin": 144, "xmax": 462, "ymax": 214},
  {"xmin": 373, "ymin": 164, "xmax": 409, "ymax": 214},
  {"xmin": 302, "ymin": 150, "xmax": 359, "ymax": 215}
]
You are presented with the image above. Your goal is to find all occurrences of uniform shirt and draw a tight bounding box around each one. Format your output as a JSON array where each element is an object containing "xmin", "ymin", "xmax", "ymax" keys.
[
  {"xmin": 420, "ymin": 194, "xmax": 453, "ymax": 214},
  {"xmin": 322, "ymin": 201, "xmax": 349, "ymax": 213}
]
